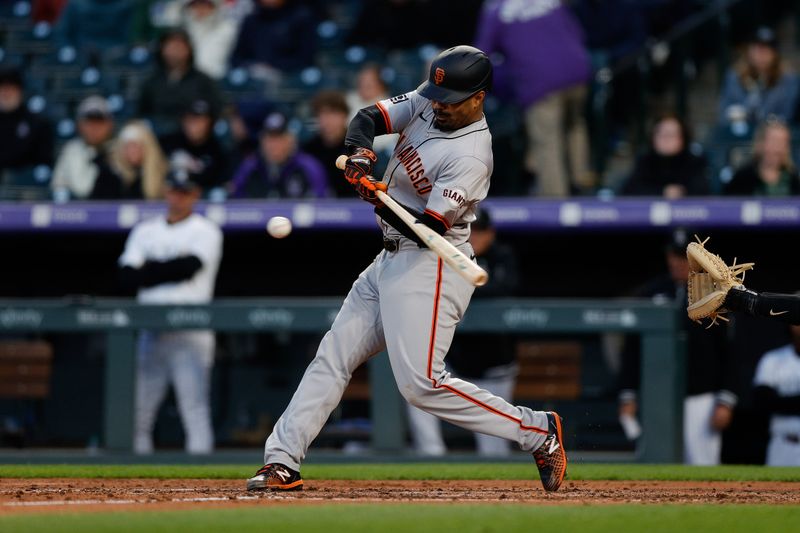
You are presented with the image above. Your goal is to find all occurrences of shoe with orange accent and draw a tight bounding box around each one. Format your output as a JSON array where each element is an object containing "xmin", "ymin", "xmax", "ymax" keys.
[
  {"xmin": 532, "ymin": 412, "xmax": 567, "ymax": 492},
  {"xmin": 246, "ymin": 463, "xmax": 303, "ymax": 491}
]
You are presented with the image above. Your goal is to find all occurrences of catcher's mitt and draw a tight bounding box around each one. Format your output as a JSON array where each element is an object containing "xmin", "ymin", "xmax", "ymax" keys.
[{"xmin": 686, "ymin": 236, "xmax": 754, "ymax": 326}]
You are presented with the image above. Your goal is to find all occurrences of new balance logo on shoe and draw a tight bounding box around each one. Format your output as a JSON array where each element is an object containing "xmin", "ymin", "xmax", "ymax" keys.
[
  {"xmin": 533, "ymin": 412, "xmax": 567, "ymax": 492},
  {"xmin": 275, "ymin": 468, "xmax": 291, "ymax": 482},
  {"xmin": 547, "ymin": 438, "xmax": 560, "ymax": 455}
]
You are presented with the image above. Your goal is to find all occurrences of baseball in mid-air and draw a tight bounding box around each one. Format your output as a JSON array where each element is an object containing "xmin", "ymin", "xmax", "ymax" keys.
[{"xmin": 266, "ymin": 216, "xmax": 292, "ymax": 239}]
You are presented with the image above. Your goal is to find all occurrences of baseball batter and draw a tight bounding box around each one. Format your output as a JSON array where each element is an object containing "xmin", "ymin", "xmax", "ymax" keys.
[
  {"xmin": 247, "ymin": 46, "xmax": 566, "ymax": 492},
  {"xmin": 753, "ymin": 323, "xmax": 800, "ymax": 466},
  {"xmin": 119, "ymin": 171, "xmax": 223, "ymax": 455}
]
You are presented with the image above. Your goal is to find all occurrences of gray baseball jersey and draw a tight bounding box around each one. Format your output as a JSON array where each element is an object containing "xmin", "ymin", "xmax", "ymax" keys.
[
  {"xmin": 262, "ymin": 92, "xmax": 549, "ymax": 471},
  {"xmin": 375, "ymin": 91, "xmax": 493, "ymax": 245}
]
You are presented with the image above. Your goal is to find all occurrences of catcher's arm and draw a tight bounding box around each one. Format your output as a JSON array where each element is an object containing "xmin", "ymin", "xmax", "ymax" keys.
[{"xmin": 724, "ymin": 289, "xmax": 800, "ymax": 325}]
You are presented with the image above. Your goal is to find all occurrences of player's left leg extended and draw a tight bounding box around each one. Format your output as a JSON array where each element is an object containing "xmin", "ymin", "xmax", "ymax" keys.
[
  {"xmin": 379, "ymin": 248, "xmax": 563, "ymax": 478},
  {"xmin": 380, "ymin": 249, "xmax": 566, "ymax": 489}
]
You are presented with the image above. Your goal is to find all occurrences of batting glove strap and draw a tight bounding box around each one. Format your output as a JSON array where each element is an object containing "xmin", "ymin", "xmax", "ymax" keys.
[
  {"xmin": 356, "ymin": 175, "xmax": 387, "ymax": 206},
  {"xmin": 344, "ymin": 148, "xmax": 377, "ymax": 186}
]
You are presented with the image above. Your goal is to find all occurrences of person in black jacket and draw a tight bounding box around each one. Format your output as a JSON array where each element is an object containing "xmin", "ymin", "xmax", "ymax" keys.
[
  {"xmin": 406, "ymin": 208, "xmax": 521, "ymax": 456},
  {"xmin": 618, "ymin": 229, "xmax": 737, "ymax": 464},
  {"xmin": 137, "ymin": 29, "xmax": 224, "ymax": 136},
  {"xmin": 230, "ymin": 0, "xmax": 317, "ymax": 75},
  {"xmin": 0, "ymin": 67, "xmax": 53, "ymax": 174},
  {"xmin": 159, "ymin": 99, "xmax": 230, "ymax": 195},
  {"xmin": 621, "ymin": 113, "xmax": 709, "ymax": 198}
]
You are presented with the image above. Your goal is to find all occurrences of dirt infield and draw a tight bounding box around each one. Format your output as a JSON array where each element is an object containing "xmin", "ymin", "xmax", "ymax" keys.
[{"xmin": 1, "ymin": 479, "xmax": 798, "ymax": 514}]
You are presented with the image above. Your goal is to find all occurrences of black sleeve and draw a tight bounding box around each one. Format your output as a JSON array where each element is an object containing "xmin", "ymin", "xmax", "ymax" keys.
[
  {"xmin": 685, "ymin": 153, "xmax": 710, "ymax": 196},
  {"xmin": 33, "ymin": 116, "xmax": 55, "ymax": 167},
  {"xmin": 618, "ymin": 333, "xmax": 641, "ymax": 401},
  {"xmin": 752, "ymin": 292, "xmax": 800, "ymax": 325},
  {"xmin": 753, "ymin": 385, "xmax": 800, "ymax": 415},
  {"xmin": 374, "ymin": 204, "xmax": 447, "ymax": 248},
  {"xmin": 119, "ymin": 256, "xmax": 203, "ymax": 290},
  {"xmin": 345, "ymin": 105, "xmax": 389, "ymax": 153}
]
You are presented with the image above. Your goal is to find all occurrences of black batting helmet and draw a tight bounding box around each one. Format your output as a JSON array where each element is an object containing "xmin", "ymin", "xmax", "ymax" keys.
[{"xmin": 417, "ymin": 45, "xmax": 492, "ymax": 104}]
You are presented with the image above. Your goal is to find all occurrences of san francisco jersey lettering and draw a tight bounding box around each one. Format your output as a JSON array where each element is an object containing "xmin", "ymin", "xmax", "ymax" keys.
[{"xmin": 375, "ymin": 91, "xmax": 493, "ymax": 245}]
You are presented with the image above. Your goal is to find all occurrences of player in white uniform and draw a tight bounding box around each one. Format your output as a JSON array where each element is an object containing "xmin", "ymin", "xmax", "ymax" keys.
[
  {"xmin": 753, "ymin": 323, "xmax": 800, "ymax": 466},
  {"xmin": 247, "ymin": 46, "xmax": 566, "ymax": 492},
  {"xmin": 119, "ymin": 170, "xmax": 223, "ymax": 454}
]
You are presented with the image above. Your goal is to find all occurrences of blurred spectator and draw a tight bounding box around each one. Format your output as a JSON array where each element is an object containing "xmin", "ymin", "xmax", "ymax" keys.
[
  {"xmin": 723, "ymin": 119, "xmax": 800, "ymax": 196},
  {"xmin": 347, "ymin": 0, "xmax": 427, "ymax": 50},
  {"xmin": 52, "ymin": 0, "xmax": 136, "ymax": 54},
  {"xmin": 229, "ymin": 111, "xmax": 328, "ymax": 198},
  {"xmin": 427, "ymin": 0, "xmax": 484, "ymax": 47},
  {"xmin": 51, "ymin": 96, "xmax": 116, "ymax": 201},
  {"xmin": 407, "ymin": 208, "xmax": 520, "ymax": 457},
  {"xmin": 345, "ymin": 64, "xmax": 399, "ymax": 164},
  {"xmin": 0, "ymin": 68, "xmax": 53, "ymax": 173},
  {"xmin": 302, "ymin": 90, "xmax": 350, "ymax": 197},
  {"xmin": 119, "ymin": 170, "xmax": 223, "ymax": 455},
  {"xmin": 137, "ymin": 29, "xmax": 224, "ymax": 136},
  {"xmin": 475, "ymin": 0, "xmax": 593, "ymax": 197},
  {"xmin": 571, "ymin": 0, "xmax": 647, "ymax": 143},
  {"xmin": 159, "ymin": 99, "xmax": 231, "ymax": 195},
  {"xmin": 620, "ymin": 113, "xmax": 709, "ymax": 198},
  {"xmin": 107, "ymin": 121, "xmax": 169, "ymax": 200},
  {"xmin": 571, "ymin": 0, "xmax": 646, "ymax": 62},
  {"xmin": 180, "ymin": 0, "xmax": 239, "ymax": 79},
  {"xmin": 718, "ymin": 27, "xmax": 799, "ymax": 132},
  {"xmin": 618, "ymin": 229, "xmax": 736, "ymax": 465},
  {"xmin": 32, "ymin": 0, "xmax": 68, "ymax": 23},
  {"xmin": 230, "ymin": 0, "xmax": 317, "ymax": 76},
  {"xmin": 753, "ymin": 322, "xmax": 800, "ymax": 466},
  {"xmin": 227, "ymin": 101, "xmax": 277, "ymax": 161}
]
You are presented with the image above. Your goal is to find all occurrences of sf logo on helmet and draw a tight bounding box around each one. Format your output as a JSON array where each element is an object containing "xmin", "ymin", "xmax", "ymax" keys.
[{"xmin": 434, "ymin": 67, "xmax": 445, "ymax": 85}]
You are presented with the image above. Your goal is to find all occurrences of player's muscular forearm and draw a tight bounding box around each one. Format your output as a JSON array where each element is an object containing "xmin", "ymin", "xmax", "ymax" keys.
[{"xmin": 345, "ymin": 105, "xmax": 389, "ymax": 153}]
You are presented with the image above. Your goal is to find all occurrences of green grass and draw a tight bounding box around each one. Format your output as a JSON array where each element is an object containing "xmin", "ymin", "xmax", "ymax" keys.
[
  {"xmin": 0, "ymin": 504, "xmax": 797, "ymax": 533},
  {"xmin": 1, "ymin": 463, "xmax": 800, "ymax": 481}
]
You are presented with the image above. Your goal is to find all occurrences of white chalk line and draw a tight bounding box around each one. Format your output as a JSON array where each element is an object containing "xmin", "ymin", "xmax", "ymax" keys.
[{"xmin": 3, "ymin": 495, "xmax": 261, "ymax": 507}]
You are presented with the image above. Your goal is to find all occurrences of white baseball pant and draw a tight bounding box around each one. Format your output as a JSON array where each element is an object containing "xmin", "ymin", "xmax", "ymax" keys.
[{"xmin": 134, "ymin": 330, "xmax": 215, "ymax": 455}]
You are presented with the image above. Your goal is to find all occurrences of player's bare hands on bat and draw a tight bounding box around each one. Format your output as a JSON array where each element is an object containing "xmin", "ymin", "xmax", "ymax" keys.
[{"xmin": 710, "ymin": 403, "xmax": 733, "ymax": 431}]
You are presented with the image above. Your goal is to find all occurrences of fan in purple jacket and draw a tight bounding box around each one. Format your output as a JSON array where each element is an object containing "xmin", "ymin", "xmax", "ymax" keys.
[
  {"xmin": 229, "ymin": 111, "xmax": 329, "ymax": 199},
  {"xmin": 475, "ymin": 0, "xmax": 593, "ymax": 197}
]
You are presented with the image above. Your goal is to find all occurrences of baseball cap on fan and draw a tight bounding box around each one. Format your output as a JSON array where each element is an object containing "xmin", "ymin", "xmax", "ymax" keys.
[
  {"xmin": 417, "ymin": 45, "xmax": 493, "ymax": 104},
  {"xmin": 184, "ymin": 98, "xmax": 213, "ymax": 117},
  {"xmin": 751, "ymin": 26, "xmax": 778, "ymax": 48},
  {"xmin": 77, "ymin": 95, "xmax": 112, "ymax": 120},
  {"xmin": 260, "ymin": 111, "xmax": 289, "ymax": 136}
]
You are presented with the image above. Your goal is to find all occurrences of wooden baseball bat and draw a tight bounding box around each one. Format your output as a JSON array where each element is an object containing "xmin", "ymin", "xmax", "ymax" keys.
[{"xmin": 336, "ymin": 155, "xmax": 488, "ymax": 287}]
